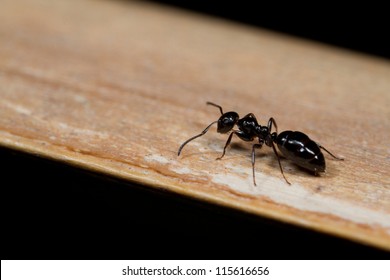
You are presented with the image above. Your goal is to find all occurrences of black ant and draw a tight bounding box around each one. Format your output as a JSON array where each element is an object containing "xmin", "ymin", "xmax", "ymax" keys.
[{"xmin": 177, "ymin": 102, "xmax": 343, "ymax": 185}]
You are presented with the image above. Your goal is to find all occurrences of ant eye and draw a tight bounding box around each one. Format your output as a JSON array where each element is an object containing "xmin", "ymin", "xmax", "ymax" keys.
[{"xmin": 223, "ymin": 117, "xmax": 231, "ymax": 124}]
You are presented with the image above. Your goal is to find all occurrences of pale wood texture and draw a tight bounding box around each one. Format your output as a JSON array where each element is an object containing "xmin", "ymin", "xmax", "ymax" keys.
[{"xmin": 1, "ymin": 0, "xmax": 389, "ymax": 249}]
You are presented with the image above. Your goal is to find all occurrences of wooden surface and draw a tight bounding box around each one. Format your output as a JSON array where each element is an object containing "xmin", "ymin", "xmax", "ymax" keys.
[{"xmin": 1, "ymin": 0, "xmax": 389, "ymax": 250}]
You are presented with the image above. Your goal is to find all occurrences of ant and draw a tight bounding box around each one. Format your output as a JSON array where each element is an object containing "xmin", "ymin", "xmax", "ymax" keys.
[{"xmin": 178, "ymin": 102, "xmax": 344, "ymax": 185}]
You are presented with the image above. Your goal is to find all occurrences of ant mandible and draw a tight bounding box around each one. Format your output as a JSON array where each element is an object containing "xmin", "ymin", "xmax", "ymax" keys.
[{"xmin": 177, "ymin": 102, "xmax": 344, "ymax": 185}]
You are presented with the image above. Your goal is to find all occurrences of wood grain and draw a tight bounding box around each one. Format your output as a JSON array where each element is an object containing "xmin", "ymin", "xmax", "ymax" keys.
[{"xmin": 1, "ymin": 0, "xmax": 389, "ymax": 249}]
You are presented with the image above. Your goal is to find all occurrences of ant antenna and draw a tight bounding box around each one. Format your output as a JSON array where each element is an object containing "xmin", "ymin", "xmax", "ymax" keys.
[
  {"xmin": 206, "ymin": 102, "xmax": 224, "ymax": 115},
  {"xmin": 177, "ymin": 121, "xmax": 218, "ymax": 156}
]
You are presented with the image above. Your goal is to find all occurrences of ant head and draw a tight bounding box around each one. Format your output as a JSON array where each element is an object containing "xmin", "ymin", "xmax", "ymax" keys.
[{"xmin": 217, "ymin": 112, "xmax": 239, "ymax": 133}]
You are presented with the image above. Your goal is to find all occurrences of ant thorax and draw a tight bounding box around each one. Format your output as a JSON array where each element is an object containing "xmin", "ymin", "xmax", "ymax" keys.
[{"xmin": 237, "ymin": 113, "xmax": 259, "ymax": 135}]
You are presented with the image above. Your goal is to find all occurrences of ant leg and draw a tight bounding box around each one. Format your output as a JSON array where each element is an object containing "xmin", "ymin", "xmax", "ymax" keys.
[
  {"xmin": 177, "ymin": 121, "xmax": 218, "ymax": 156},
  {"xmin": 319, "ymin": 145, "xmax": 344, "ymax": 160},
  {"xmin": 267, "ymin": 117, "xmax": 278, "ymax": 134},
  {"xmin": 216, "ymin": 131, "xmax": 237, "ymax": 160},
  {"xmin": 251, "ymin": 143, "xmax": 263, "ymax": 186},
  {"xmin": 270, "ymin": 142, "xmax": 291, "ymax": 185},
  {"xmin": 206, "ymin": 102, "xmax": 224, "ymax": 115}
]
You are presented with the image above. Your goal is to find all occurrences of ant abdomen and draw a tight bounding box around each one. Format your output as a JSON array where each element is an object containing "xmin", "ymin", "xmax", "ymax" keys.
[{"xmin": 276, "ymin": 131, "xmax": 326, "ymax": 174}]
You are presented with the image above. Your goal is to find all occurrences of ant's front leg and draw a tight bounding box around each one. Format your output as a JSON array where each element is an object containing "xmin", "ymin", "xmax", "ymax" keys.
[
  {"xmin": 216, "ymin": 131, "xmax": 237, "ymax": 160},
  {"xmin": 216, "ymin": 130, "xmax": 254, "ymax": 160}
]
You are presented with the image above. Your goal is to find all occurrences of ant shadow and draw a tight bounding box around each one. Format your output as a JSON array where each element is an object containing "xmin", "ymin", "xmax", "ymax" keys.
[
  {"xmin": 229, "ymin": 142, "xmax": 249, "ymax": 152},
  {"xmin": 262, "ymin": 152, "xmax": 342, "ymax": 181}
]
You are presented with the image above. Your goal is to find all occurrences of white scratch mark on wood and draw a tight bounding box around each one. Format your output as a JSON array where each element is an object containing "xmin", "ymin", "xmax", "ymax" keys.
[
  {"xmin": 145, "ymin": 154, "xmax": 170, "ymax": 164},
  {"xmin": 2, "ymin": 101, "xmax": 32, "ymax": 115},
  {"xmin": 147, "ymin": 153, "xmax": 390, "ymax": 232},
  {"xmin": 57, "ymin": 122, "xmax": 109, "ymax": 139},
  {"xmin": 171, "ymin": 166, "xmax": 193, "ymax": 174},
  {"xmin": 211, "ymin": 165, "xmax": 390, "ymax": 232}
]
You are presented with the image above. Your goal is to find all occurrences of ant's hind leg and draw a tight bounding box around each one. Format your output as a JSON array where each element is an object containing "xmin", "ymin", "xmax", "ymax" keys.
[
  {"xmin": 319, "ymin": 145, "xmax": 344, "ymax": 160},
  {"xmin": 251, "ymin": 143, "xmax": 263, "ymax": 186},
  {"xmin": 271, "ymin": 142, "xmax": 291, "ymax": 185},
  {"xmin": 267, "ymin": 117, "xmax": 278, "ymax": 134}
]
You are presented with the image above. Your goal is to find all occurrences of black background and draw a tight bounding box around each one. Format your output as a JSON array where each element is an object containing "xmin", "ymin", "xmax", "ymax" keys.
[
  {"xmin": 2, "ymin": 1, "xmax": 390, "ymax": 260},
  {"xmin": 150, "ymin": 1, "xmax": 389, "ymax": 59}
]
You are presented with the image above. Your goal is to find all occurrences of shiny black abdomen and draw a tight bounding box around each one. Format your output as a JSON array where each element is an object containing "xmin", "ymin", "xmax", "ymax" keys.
[{"xmin": 276, "ymin": 131, "xmax": 325, "ymax": 173}]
